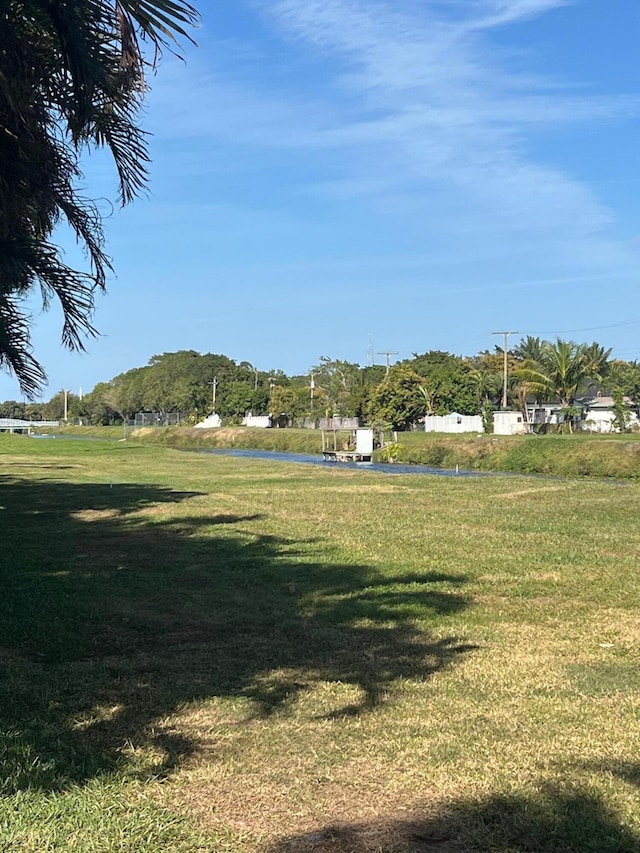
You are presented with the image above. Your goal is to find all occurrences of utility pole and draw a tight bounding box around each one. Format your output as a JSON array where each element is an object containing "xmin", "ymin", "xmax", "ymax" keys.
[
  {"xmin": 246, "ymin": 363, "xmax": 259, "ymax": 391},
  {"xmin": 491, "ymin": 331, "xmax": 519, "ymax": 409},
  {"xmin": 377, "ymin": 350, "xmax": 399, "ymax": 375},
  {"xmin": 207, "ymin": 377, "xmax": 218, "ymax": 412},
  {"xmin": 63, "ymin": 388, "xmax": 71, "ymax": 421},
  {"xmin": 310, "ymin": 372, "xmax": 315, "ymax": 402}
]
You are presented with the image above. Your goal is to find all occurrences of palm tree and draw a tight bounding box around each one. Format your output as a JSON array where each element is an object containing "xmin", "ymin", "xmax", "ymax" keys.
[
  {"xmin": 513, "ymin": 335, "xmax": 544, "ymax": 363},
  {"xmin": 0, "ymin": 1, "xmax": 198, "ymax": 394},
  {"xmin": 582, "ymin": 342, "xmax": 612, "ymax": 390},
  {"xmin": 516, "ymin": 338, "xmax": 609, "ymax": 432},
  {"xmin": 517, "ymin": 340, "xmax": 586, "ymax": 404}
]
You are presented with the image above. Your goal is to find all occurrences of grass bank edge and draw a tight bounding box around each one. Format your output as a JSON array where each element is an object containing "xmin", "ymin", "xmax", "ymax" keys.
[{"xmin": 35, "ymin": 425, "xmax": 640, "ymax": 478}]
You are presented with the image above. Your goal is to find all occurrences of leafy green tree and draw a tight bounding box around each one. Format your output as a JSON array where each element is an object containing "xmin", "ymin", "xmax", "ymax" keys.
[
  {"xmin": 142, "ymin": 352, "xmax": 202, "ymax": 414},
  {"xmin": 41, "ymin": 390, "xmax": 79, "ymax": 421},
  {"xmin": 269, "ymin": 386, "xmax": 298, "ymax": 423},
  {"xmin": 106, "ymin": 368, "xmax": 145, "ymax": 419},
  {"xmin": 0, "ymin": 0, "xmax": 198, "ymax": 395},
  {"xmin": 310, "ymin": 357, "xmax": 363, "ymax": 416},
  {"xmin": 366, "ymin": 366, "xmax": 426, "ymax": 430},
  {"xmin": 0, "ymin": 399, "xmax": 25, "ymax": 419},
  {"xmin": 218, "ymin": 381, "xmax": 255, "ymax": 420},
  {"xmin": 405, "ymin": 351, "xmax": 479, "ymax": 414},
  {"xmin": 611, "ymin": 388, "xmax": 632, "ymax": 433},
  {"xmin": 469, "ymin": 352, "xmax": 502, "ymax": 409},
  {"xmin": 80, "ymin": 351, "xmax": 280, "ymax": 423},
  {"xmin": 361, "ymin": 365, "xmax": 387, "ymax": 386},
  {"xmin": 608, "ymin": 360, "xmax": 640, "ymax": 405},
  {"xmin": 81, "ymin": 382, "xmax": 119, "ymax": 425}
]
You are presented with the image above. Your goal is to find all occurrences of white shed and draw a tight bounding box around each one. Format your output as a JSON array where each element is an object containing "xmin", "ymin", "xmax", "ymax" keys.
[
  {"xmin": 194, "ymin": 413, "xmax": 222, "ymax": 429},
  {"xmin": 493, "ymin": 410, "xmax": 526, "ymax": 435},
  {"xmin": 355, "ymin": 428, "xmax": 374, "ymax": 454}
]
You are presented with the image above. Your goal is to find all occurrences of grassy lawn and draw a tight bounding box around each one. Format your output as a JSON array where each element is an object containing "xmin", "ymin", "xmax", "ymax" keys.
[{"xmin": 1, "ymin": 434, "xmax": 639, "ymax": 851}]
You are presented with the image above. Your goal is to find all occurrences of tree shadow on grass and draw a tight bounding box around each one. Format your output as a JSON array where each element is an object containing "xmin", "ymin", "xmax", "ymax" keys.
[
  {"xmin": 0, "ymin": 474, "xmax": 475, "ymax": 793},
  {"xmin": 265, "ymin": 784, "xmax": 640, "ymax": 852},
  {"xmin": 574, "ymin": 758, "xmax": 640, "ymax": 789}
]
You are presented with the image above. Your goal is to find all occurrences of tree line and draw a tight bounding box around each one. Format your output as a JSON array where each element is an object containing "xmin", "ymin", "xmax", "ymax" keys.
[{"xmin": 3, "ymin": 338, "xmax": 640, "ymax": 430}]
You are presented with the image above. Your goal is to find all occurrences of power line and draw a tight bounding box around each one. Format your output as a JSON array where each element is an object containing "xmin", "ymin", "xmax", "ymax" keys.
[{"xmin": 530, "ymin": 318, "xmax": 640, "ymax": 335}]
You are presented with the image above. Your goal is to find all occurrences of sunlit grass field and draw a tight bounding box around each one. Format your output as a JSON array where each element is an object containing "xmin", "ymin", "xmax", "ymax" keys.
[{"xmin": 1, "ymin": 434, "xmax": 639, "ymax": 852}]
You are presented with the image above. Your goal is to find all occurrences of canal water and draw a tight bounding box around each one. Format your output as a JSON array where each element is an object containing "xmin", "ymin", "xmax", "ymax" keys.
[
  {"xmin": 202, "ymin": 447, "xmax": 490, "ymax": 477},
  {"xmin": 28, "ymin": 434, "xmax": 492, "ymax": 477}
]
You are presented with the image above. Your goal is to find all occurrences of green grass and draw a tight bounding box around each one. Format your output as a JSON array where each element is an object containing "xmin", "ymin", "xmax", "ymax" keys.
[{"xmin": 1, "ymin": 433, "xmax": 640, "ymax": 851}]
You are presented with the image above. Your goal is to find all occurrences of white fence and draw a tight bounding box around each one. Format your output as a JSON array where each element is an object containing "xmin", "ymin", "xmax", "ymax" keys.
[
  {"xmin": 423, "ymin": 413, "xmax": 484, "ymax": 434},
  {"xmin": 0, "ymin": 418, "xmax": 59, "ymax": 432}
]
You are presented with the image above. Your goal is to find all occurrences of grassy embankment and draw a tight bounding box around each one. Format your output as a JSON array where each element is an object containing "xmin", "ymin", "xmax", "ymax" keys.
[
  {"xmin": 393, "ymin": 431, "xmax": 640, "ymax": 478},
  {"xmin": 54, "ymin": 424, "xmax": 640, "ymax": 478},
  {"xmin": 1, "ymin": 433, "xmax": 639, "ymax": 851}
]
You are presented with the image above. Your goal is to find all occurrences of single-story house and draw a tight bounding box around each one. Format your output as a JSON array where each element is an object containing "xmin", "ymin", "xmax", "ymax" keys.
[{"xmin": 578, "ymin": 395, "xmax": 639, "ymax": 433}]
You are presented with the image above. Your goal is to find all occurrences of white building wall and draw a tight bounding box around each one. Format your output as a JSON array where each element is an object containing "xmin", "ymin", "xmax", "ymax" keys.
[
  {"xmin": 493, "ymin": 411, "xmax": 526, "ymax": 435},
  {"xmin": 582, "ymin": 409, "xmax": 639, "ymax": 433}
]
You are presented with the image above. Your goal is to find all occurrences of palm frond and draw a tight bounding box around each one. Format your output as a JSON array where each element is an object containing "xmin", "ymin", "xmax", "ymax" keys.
[
  {"xmin": 0, "ymin": 0, "xmax": 197, "ymax": 394},
  {"xmin": 116, "ymin": 0, "xmax": 199, "ymax": 50},
  {"xmin": 0, "ymin": 295, "xmax": 47, "ymax": 396},
  {"xmin": 90, "ymin": 106, "xmax": 150, "ymax": 205}
]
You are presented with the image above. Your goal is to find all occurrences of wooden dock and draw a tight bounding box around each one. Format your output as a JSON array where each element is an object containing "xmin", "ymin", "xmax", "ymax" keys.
[
  {"xmin": 321, "ymin": 427, "xmax": 375, "ymax": 463},
  {"xmin": 322, "ymin": 449, "xmax": 372, "ymax": 463}
]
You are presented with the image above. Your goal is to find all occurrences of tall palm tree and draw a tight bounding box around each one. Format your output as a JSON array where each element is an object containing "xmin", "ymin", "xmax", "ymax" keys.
[
  {"xmin": 582, "ymin": 341, "xmax": 612, "ymax": 391},
  {"xmin": 0, "ymin": 0, "xmax": 198, "ymax": 394},
  {"xmin": 517, "ymin": 339, "xmax": 589, "ymax": 409},
  {"xmin": 516, "ymin": 338, "xmax": 613, "ymax": 432}
]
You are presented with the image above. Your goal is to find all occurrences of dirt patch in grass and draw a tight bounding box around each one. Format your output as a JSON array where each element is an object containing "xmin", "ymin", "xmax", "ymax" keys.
[
  {"xmin": 496, "ymin": 485, "xmax": 567, "ymax": 500},
  {"xmin": 167, "ymin": 769, "xmax": 456, "ymax": 851},
  {"xmin": 317, "ymin": 484, "xmax": 402, "ymax": 494}
]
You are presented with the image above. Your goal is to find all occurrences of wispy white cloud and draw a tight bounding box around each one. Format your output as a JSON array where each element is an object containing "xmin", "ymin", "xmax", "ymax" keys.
[
  {"xmin": 245, "ymin": 0, "xmax": 634, "ymax": 244},
  {"xmin": 141, "ymin": 0, "xmax": 639, "ymax": 281},
  {"xmin": 470, "ymin": 0, "xmax": 574, "ymax": 30}
]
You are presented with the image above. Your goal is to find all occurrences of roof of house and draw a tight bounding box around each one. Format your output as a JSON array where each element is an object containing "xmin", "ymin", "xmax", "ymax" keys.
[{"xmin": 579, "ymin": 395, "xmax": 634, "ymax": 409}]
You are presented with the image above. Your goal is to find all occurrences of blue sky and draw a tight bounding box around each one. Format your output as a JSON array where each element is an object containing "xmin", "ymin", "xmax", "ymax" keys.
[{"xmin": 4, "ymin": 0, "xmax": 640, "ymax": 400}]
